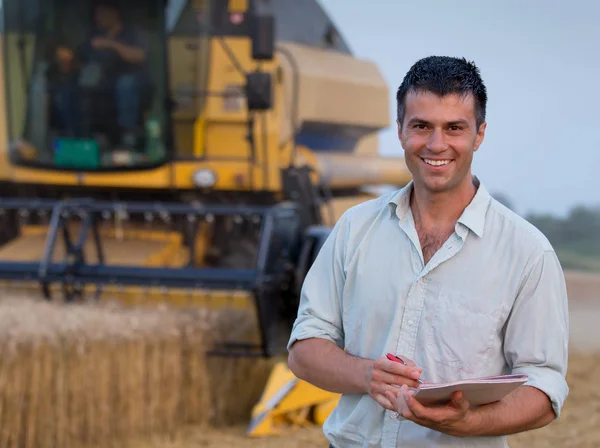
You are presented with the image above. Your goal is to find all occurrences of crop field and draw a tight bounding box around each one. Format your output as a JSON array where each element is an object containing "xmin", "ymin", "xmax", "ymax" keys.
[
  {"xmin": 0, "ymin": 270, "xmax": 596, "ymax": 448},
  {"xmin": 136, "ymin": 270, "xmax": 600, "ymax": 447}
]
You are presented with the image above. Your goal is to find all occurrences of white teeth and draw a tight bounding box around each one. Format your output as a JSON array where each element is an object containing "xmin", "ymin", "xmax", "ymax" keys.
[{"xmin": 424, "ymin": 159, "xmax": 451, "ymax": 166}]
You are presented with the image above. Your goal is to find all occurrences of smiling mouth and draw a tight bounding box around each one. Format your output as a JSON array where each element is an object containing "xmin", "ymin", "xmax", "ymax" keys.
[{"xmin": 422, "ymin": 158, "xmax": 452, "ymax": 167}]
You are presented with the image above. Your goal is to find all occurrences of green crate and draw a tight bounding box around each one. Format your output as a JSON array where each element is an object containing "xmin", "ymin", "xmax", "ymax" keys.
[{"xmin": 53, "ymin": 138, "xmax": 100, "ymax": 169}]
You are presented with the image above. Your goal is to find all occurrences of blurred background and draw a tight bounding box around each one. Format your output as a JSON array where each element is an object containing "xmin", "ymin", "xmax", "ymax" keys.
[
  {"xmin": 0, "ymin": 0, "xmax": 596, "ymax": 447},
  {"xmin": 318, "ymin": 0, "xmax": 600, "ymax": 274}
]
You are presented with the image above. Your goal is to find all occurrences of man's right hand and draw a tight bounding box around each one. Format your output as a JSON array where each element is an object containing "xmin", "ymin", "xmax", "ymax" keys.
[{"xmin": 366, "ymin": 355, "xmax": 423, "ymax": 411}]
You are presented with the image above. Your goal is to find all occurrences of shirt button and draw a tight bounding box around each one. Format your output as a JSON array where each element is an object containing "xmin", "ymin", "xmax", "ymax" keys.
[
  {"xmin": 408, "ymin": 320, "xmax": 414, "ymax": 327},
  {"xmin": 390, "ymin": 411, "xmax": 399, "ymax": 419}
]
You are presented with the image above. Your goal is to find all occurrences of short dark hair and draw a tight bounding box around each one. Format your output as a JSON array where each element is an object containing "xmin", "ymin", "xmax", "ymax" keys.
[{"xmin": 396, "ymin": 56, "xmax": 488, "ymax": 128}]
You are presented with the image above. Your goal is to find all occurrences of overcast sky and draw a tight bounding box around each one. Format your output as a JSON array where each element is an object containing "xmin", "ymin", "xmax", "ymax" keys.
[{"xmin": 318, "ymin": 0, "xmax": 597, "ymax": 217}]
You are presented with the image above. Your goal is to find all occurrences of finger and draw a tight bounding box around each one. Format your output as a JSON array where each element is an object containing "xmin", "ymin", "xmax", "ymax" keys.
[
  {"xmin": 385, "ymin": 389, "xmax": 410, "ymax": 415},
  {"xmin": 374, "ymin": 394, "xmax": 395, "ymax": 411},
  {"xmin": 373, "ymin": 369, "xmax": 422, "ymax": 389},
  {"xmin": 385, "ymin": 389, "xmax": 408, "ymax": 417},
  {"xmin": 393, "ymin": 376, "xmax": 423, "ymax": 389},
  {"xmin": 405, "ymin": 392, "xmax": 435, "ymax": 421},
  {"xmin": 396, "ymin": 355, "xmax": 418, "ymax": 368},
  {"xmin": 385, "ymin": 390, "xmax": 396, "ymax": 403},
  {"xmin": 380, "ymin": 361, "xmax": 423, "ymax": 381},
  {"xmin": 375, "ymin": 384, "xmax": 411, "ymax": 407},
  {"xmin": 382, "ymin": 384, "xmax": 400, "ymax": 398},
  {"xmin": 402, "ymin": 407, "xmax": 418, "ymax": 422},
  {"xmin": 450, "ymin": 391, "xmax": 469, "ymax": 411},
  {"xmin": 385, "ymin": 373, "xmax": 423, "ymax": 389}
]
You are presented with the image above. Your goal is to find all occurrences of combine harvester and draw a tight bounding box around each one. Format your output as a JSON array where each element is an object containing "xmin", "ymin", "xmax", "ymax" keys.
[{"xmin": 0, "ymin": 0, "xmax": 411, "ymax": 437}]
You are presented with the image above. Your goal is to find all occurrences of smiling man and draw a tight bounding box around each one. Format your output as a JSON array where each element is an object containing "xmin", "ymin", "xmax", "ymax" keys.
[{"xmin": 287, "ymin": 56, "xmax": 569, "ymax": 447}]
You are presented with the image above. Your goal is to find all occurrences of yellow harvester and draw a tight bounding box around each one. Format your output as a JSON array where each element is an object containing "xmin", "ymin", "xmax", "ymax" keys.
[{"xmin": 0, "ymin": 0, "xmax": 411, "ymax": 436}]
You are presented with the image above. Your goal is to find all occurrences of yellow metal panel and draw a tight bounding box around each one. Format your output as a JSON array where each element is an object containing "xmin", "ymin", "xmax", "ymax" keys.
[
  {"xmin": 228, "ymin": 0, "xmax": 248, "ymax": 13},
  {"xmin": 204, "ymin": 122, "xmax": 249, "ymax": 158},
  {"xmin": 205, "ymin": 39, "xmax": 249, "ymax": 122},
  {"xmin": 81, "ymin": 165, "xmax": 171, "ymax": 188},
  {"xmin": 193, "ymin": 117, "xmax": 206, "ymax": 157},
  {"xmin": 172, "ymin": 116, "xmax": 196, "ymax": 158},
  {"xmin": 314, "ymin": 399, "xmax": 339, "ymax": 425},
  {"xmin": 248, "ymin": 361, "xmax": 341, "ymax": 437},
  {"xmin": 11, "ymin": 165, "xmax": 172, "ymax": 189},
  {"xmin": 0, "ymin": 35, "xmax": 10, "ymax": 181},
  {"xmin": 12, "ymin": 168, "xmax": 80, "ymax": 185},
  {"xmin": 187, "ymin": 37, "xmax": 283, "ymax": 192}
]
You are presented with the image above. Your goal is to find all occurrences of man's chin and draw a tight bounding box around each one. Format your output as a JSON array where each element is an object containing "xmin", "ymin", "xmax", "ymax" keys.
[
  {"xmin": 416, "ymin": 175, "xmax": 453, "ymax": 193},
  {"xmin": 424, "ymin": 183, "xmax": 452, "ymax": 193},
  {"xmin": 418, "ymin": 174, "xmax": 473, "ymax": 195}
]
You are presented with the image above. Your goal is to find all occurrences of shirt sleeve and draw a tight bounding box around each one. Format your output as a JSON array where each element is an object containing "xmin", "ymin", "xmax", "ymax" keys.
[
  {"xmin": 286, "ymin": 211, "xmax": 351, "ymax": 352},
  {"xmin": 503, "ymin": 249, "xmax": 570, "ymax": 418}
]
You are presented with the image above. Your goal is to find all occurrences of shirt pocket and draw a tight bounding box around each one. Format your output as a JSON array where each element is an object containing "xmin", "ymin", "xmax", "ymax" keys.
[{"xmin": 426, "ymin": 286, "xmax": 502, "ymax": 378}]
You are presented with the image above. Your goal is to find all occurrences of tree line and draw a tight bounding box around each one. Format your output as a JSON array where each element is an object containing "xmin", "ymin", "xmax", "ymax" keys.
[
  {"xmin": 492, "ymin": 192, "xmax": 600, "ymax": 271},
  {"xmin": 525, "ymin": 205, "xmax": 600, "ymax": 251}
]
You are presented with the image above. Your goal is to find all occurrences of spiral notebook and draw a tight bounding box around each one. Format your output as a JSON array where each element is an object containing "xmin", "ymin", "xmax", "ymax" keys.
[{"xmin": 412, "ymin": 373, "xmax": 529, "ymax": 407}]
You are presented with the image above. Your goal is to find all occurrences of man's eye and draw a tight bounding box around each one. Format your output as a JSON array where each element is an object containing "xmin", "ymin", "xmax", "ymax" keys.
[{"xmin": 449, "ymin": 126, "xmax": 461, "ymax": 131}]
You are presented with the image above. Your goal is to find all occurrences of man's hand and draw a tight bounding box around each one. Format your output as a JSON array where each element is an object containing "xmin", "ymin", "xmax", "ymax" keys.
[
  {"xmin": 386, "ymin": 387, "xmax": 477, "ymax": 438},
  {"xmin": 288, "ymin": 339, "xmax": 425, "ymax": 409},
  {"xmin": 368, "ymin": 355, "xmax": 423, "ymax": 411}
]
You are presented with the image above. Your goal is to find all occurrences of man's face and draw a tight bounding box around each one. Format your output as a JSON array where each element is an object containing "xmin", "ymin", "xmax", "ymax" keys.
[{"xmin": 398, "ymin": 90, "xmax": 486, "ymax": 194}]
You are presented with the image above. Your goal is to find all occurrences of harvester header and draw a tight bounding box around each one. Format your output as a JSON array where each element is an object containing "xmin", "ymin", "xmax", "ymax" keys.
[{"xmin": 0, "ymin": 196, "xmax": 306, "ymax": 357}]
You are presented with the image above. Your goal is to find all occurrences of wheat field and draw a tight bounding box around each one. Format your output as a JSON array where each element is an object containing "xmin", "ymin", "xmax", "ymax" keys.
[
  {"xmin": 0, "ymin": 269, "xmax": 597, "ymax": 448},
  {"xmin": 0, "ymin": 292, "xmax": 279, "ymax": 448}
]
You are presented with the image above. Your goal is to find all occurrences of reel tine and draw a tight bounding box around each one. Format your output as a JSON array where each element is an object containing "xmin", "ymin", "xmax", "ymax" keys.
[{"xmin": 144, "ymin": 211, "xmax": 154, "ymax": 230}]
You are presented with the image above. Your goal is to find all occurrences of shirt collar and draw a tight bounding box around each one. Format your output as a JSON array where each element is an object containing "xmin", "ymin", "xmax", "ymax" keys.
[{"xmin": 388, "ymin": 176, "xmax": 491, "ymax": 238}]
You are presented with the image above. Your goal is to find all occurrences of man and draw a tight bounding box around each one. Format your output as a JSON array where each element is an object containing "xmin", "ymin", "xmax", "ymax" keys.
[
  {"xmin": 287, "ymin": 56, "xmax": 569, "ymax": 447},
  {"xmin": 53, "ymin": 0, "xmax": 150, "ymax": 146}
]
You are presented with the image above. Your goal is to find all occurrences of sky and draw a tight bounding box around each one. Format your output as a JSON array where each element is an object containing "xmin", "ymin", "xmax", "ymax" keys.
[{"xmin": 318, "ymin": 0, "xmax": 598, "ymax": 217}]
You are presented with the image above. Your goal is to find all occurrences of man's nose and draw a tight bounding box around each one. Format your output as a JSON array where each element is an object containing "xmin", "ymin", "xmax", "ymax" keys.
[{"xmin": 426, "ymin": 128, "xmax": 448, "ymax": 153}]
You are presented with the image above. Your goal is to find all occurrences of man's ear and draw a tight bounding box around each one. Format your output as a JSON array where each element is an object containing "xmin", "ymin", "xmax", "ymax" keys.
[{"xmin": 473, "ymin": 122, "xmax": 487, "ymax": 152}]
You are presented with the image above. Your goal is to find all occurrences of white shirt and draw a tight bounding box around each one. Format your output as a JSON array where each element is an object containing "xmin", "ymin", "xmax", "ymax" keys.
[{"xmin": 288, "ymin": 177, "xmax": 569, "ymax": 447}]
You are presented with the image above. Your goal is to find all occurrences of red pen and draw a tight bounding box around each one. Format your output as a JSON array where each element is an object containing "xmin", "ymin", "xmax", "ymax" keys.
[{"xmin": 386, "ymin": 353, "xmax": 424, "ymax": 384}]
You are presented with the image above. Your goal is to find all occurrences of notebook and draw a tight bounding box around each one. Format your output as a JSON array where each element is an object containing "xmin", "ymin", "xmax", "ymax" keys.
[{"xmin": 412, "ymin": 373, "xmax": 529, "ymax": 407}]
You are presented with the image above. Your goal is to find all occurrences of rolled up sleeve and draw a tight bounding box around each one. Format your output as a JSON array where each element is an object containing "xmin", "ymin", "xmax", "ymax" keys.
[
  {"xmin": 287, "ymin": 212, "xmax": 350, "ymax": 352},
  {"xmin": 504, "ymin": 249, "xmax": 570, "ymax": 418}
]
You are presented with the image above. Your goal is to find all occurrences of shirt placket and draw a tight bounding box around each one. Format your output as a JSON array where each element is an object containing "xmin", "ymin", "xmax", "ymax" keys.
[
  {"xmin": 381, "ymin": 222, "xmax": 428, "ymax": 445},
  {"xmin": 381, "ymin": 230, "xmax": 466, "ymax": 446}
]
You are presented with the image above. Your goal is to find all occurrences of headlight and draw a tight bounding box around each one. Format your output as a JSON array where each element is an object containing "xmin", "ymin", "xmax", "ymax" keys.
[{"xmin": 192, "ymin": 169, "xmax": 217, "ymax": 188}]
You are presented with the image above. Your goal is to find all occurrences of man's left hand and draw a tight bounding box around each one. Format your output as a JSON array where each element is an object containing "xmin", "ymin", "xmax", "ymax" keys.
[{"xmin": 386, "ymin": 387, "xmax": 479, "ymax": 438}]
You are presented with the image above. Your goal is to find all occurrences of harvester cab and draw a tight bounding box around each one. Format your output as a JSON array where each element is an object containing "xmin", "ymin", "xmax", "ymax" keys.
[
  {"xmin": 1, "ymin": 0, "xmax": 275, "ymax": 171},
  {"xmin": 0, "ymin": 0, "xmax": 412, "ymax": 436}
]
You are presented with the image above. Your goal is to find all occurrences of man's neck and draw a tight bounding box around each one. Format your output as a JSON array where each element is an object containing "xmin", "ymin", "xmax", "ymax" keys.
[{"xmin": 410, "ymin": 176, "xmax": 477, "ymax": 232}]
